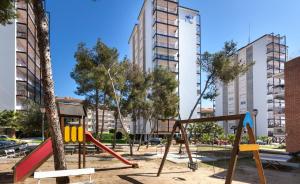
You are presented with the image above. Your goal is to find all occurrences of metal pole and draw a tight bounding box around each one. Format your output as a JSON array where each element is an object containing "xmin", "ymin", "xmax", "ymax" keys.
[
  {"xmin": 255, "ymin": 115, "xmax": 257, "ymax": 139},
  {"xmin": 42, "ymin": 113, "xmax": 45, "ymax": 141}
]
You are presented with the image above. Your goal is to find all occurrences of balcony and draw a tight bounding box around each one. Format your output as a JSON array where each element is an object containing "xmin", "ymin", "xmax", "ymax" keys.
[
  {"xmin": 17, "ymin": 38, "xmax": 27, "ymax": 53},
  {"xmin": 17, "ymin": 9, "xmax": 27, "ymax": 24},
  {"xmin": 16, "ymin": 82, "xmax": 27, "ymax": 96},
  {"xmin": 267, "ymin": 56, "xmax": 286, "ymax": 63},
  {"xmin": 17, "ymin": 52, "xmax": 27, "ymax": 67},
  {"xmin": 154, "ymin": 54, "xmax": 178, "ymax": 62},
  {"xmin": 16, "ymin": 67, "xmax": 27, "ymax": 81},
  {"xmin": 16, "ymin": 96, "xmax": 27, "ymax": 110},
  {"xmin": 154, "ymin": 17, "xmax": 178, "ymax": 26},
  {"xmin": 17, "ymin": 23, "xmax": 27, "ymax": 38},
  {"xmin": 155, "ymin": 41, "xmax": 178, "ymax": 49}
]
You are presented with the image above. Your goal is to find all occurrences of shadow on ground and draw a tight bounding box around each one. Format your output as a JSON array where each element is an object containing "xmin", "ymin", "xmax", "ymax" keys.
[
  {"xmin": 0, "ymin": 172, "xmax": 13, "ymax": 184},
  {"xmin": 118, "ymin": 171, "xmax": 190, "ymax": 184}
]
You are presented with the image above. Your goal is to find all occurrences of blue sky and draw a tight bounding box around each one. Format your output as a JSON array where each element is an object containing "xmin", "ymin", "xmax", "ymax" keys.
[{"xmin": 46, "ymin": 0, "xmax": 300, "ymax": 107}]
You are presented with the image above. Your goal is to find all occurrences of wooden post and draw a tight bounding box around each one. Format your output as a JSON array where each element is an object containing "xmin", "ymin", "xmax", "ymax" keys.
[
  {"xmin": 78, "ymin": 142, "xmax": 81, "ymax": 169},
  {"xmin": 179, "ymin": 123, "xmax": 194, "ymax": 168},
  {"xmin": 83, "ymin": 116, "xmax": 86, "ymax": 168},
  {"xmin": 225, "ymin": 115, "xmax": 245, "ymax": 184},
  {"xmin": 157, "ymin": 122, "xmax": 178, "ymax": 176},
  {"xmin": 246, "ymin": 124, "xmax": 266, "ymax": 184}
]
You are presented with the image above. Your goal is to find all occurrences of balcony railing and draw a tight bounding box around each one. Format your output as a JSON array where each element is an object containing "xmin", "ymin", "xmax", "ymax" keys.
[
  {"xmin": 154, "ymin": 17, "xmax": 178, "ymax": 26},
  {"xmin": 155, "ymin": 30, "xmax": 178, "ymax": 37},
  {"xmin": 154, "ymin": 54, "xmax": 178, "ymax": 61},
  {"xmin": 155, "ymin": 6, "xmax": 177, "ymax": 14},
  {"xmin": 267, "ymin": 56, "xmax": 286, "ymax": 62},
  {"xmin": 154, "ymin": 42, "xmax": 178, "ymax": 49}
]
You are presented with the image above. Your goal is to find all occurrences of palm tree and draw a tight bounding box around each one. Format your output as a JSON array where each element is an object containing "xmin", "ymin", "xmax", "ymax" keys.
[{"xmin": 32, "ymin": 0, "xmax": 69, "ymax": 183}]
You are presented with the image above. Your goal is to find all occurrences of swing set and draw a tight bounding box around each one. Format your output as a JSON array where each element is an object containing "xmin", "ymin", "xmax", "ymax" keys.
[{"xmin": 157, "ymin": 112, "xmax": 266, "ymax": 184}]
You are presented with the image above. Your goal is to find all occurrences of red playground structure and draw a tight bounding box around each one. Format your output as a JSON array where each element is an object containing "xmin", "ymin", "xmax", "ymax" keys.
[{"xmin": 13, "ymin": 131, "xmax": 138, "ymax": 183}]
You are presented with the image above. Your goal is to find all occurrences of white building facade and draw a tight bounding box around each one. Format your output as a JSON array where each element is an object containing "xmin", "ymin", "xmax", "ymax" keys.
[
  {"xmin": 0, "ymin": 1, "xmax": 48, "ymax": 111},
  {"xmin": 128, "ymin": 0, "xmax": 201, "ymax": 135},
  {"xmin": 215, "ymin": 34, "xmax": 287, "ymax": 140}
]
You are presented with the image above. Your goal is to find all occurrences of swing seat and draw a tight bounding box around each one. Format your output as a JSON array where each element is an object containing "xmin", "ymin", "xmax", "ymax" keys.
[{"xmin": 188, "ymin": 162, "xmax": 198, "ymax": 170}]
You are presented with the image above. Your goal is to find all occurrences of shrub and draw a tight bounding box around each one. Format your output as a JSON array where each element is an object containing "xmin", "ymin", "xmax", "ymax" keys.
[
  {"xmin": 116, "ymin": 131, "xmax": 123, "ymax": 140},
  {"xmin": 227, "ymin": 134, "xmax": 235, "ymax": 145}
]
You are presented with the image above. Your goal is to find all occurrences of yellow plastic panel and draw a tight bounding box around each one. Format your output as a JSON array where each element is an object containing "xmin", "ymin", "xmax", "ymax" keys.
[
  {"xmin": 64, "ymin": 126, "xmax": 70, "ymax": 143},
  {"xmin": 77, "ymin": 126, "xmax": 84, "ymax": 143},
  {"xmin": 71, "ymin": 126, "xmax": 77, "ymax": 142}
]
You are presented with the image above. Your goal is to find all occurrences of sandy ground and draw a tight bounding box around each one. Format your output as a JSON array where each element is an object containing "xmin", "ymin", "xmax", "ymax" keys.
[{"xmin": 0, "ymin": 145, "xmax": 299, "ymax": 184}]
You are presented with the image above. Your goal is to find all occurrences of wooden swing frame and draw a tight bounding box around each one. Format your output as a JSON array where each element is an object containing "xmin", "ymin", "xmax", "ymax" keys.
[{"xmin": 157, "ymin": 113, "xmax": 266, "ymax": 184}]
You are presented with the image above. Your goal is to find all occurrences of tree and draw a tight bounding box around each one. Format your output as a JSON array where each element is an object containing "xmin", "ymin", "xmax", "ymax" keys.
[
  {"xmin": 0, "ymin": 110, "xmax": 22, "ymax": 130},
  {"xmin": 179, "ymin": 41, "xmax": 254, "ymax": 152},
  {"xmin": 0, "ymin": 0, "xmax": 17, "ymax": 25},
  {"xmin": 71, "ymin": 40, "xmax": 117, "ymax": 139},
  {"xmin": 32, "ymin": 1, "xmax": 69, "ymax": 183},
  {"xmin": 120, "ymin": 62, "xmax": 152, "ymax": 151},
  {"xmin": 19, "ymin": 100, "xmax": 47, "ymax": 137},
  {"xmin": 187, "ymin": 122, "xmax": 223, "ymax": 143},
  {"xmin": 149, "ymin": 67, "xmax": 179, "ymax": 136}
]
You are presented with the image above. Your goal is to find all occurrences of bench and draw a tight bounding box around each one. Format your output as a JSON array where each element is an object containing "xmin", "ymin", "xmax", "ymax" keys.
[
  {"xmin": 34, "ymin": 168, "xmax": 95, "ymax": 184},
  {"xmin": 260, "ymin": 153, "xmax": 292, "ymax": 169}
]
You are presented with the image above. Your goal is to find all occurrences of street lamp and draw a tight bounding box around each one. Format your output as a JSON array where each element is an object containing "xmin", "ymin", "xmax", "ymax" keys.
[
  {"xmin": 40, "ymin": 107, "xmax": 46, "ymax": 141},
  {"xmin": 253, "ymin": 109, "xmax": 258, "ymax": 139}
]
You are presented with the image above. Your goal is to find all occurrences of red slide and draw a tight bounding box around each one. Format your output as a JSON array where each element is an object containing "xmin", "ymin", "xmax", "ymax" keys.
[
  {"xmin": 85, "ymin": 131, "xmax": 138, "ymax": 168},
  {"xmin": 13, "ymin": 138, "xmax": 53, "ymax": 183}
]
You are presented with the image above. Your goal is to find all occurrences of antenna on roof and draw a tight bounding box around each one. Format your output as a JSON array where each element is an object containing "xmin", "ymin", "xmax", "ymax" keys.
[{"xmin": 248, "ymin": 24, "xmax": 251, "ymax": 43}]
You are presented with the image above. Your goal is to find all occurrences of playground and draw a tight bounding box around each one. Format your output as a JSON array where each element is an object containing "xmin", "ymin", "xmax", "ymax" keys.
[
  {"xmin": 0, "ymin": 112, "xmax": 298, "ymax": 183},
  {"xmin": 0, "ymin": 144, "xmax": 300, "ymax": 184}
]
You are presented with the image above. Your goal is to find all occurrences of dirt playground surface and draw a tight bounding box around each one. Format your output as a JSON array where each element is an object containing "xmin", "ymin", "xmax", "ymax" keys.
[{"xmin": 0, "ymin": 145, "xmax": 299, "ymax": 184}]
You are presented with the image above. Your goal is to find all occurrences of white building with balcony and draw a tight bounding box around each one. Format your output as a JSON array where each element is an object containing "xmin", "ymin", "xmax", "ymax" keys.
[
  {"xmin": 128, "ymin": 0, "xmax": 201, "ymax": 135},
  {"xmin": 215, "ymin": 34, "xmax": 287, "ymax": 140},
  {"xmin": 0, "ymin": 1, "xmax": 48, "ymax": 111}
]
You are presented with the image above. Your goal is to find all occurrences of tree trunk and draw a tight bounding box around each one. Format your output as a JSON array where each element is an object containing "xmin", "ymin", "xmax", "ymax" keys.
[
  {"xmin": 112, "ymin": 115, "xmax": 118, "ymax": 149},
  {"xmin": 137, "ymin": 118, "xmax": 147, "ymax": 151},
  {"xmin": 99, "ymin": 93, "xmax": 106, "ymax": 140},
  {"xmin": 32, "ymin": 1, "xmax": 69, "ymax": 183},
  {"xmin": 95, "ymin": 89, "xmax": 99, "ymax": 137}
]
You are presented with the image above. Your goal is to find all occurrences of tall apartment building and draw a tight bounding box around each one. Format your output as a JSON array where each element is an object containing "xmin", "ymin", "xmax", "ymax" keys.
[
  {"xmin": 0, "ymin": 1, "xmax": 49, "ymax": 111},
  {"xmin": 215, "ymin": 34, "xmax": 287, "ymax": 140},
  {"xmin": 128, "ymin": 0, "xmax": 201, "ymax": 135}
]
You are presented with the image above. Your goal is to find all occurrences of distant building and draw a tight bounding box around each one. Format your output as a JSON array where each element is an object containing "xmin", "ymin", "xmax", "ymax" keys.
[
  {"xmin": 215, "ymin": 34, "xmax": 287, "ymax": 140},
  {"xmin": 199, "ymin": 107, "xmax": 214, "ymax": 118},
  {"xmin": 86, "ymin": 109, "xmax": 132, "ymax": 134},
  {"xmin": 285, "ymin": 57, "xmax": 300, "ymax": 153},
  {"xmin": 128, "ymin": 0, "xmax": 201, "ymax": 135},
  {"xmin": 0, "ymin": 1, "xmax": 49, "ymax": 111}
]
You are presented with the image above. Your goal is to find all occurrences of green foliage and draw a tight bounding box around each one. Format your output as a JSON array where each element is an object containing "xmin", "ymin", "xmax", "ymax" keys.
[
  {"xmin": 257, "ymin": 136, "xmax": 268, "ymax": 143},
  {"xmin": 188, "ymin": 122, "xmax": 224, "ymax": 143},
  {"xmin": 150, "ymin": 67, "xmax": 179, "ymax": 119},
  {"xmin": 0, "ymin": 110, "xmax": 22, "ymax": 129},
  {"xmin": 71, "ymin": 39, "xmax": 117, "ymax": 106},
  {"xmin": 121, "ymin": 61, "xmax": 152, "ymax": 122},
  {"xmin": 227, "ymin": 134, "xmax": 236, "ymax": 145},
  {"xmin": 0, "ymin": 100, "xmax": 48, "ymax": 137},
  {"xmin": 0, "ymin": 0, "xmax": 17, "ymax": 25},
  {"xmin": 201, "ymin": 41, "xmax": 254, "ymax": 101},
  {"xmin": 241, "ymin": 135, "xmax": 249, "ymax": 144},
  {"xmin": 116, "ymin": 131, "xmax": 123, "ymax": 140},
  {"xmin": 19, "ymin": 100, "xmax": 47, "ymax": 135}
]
